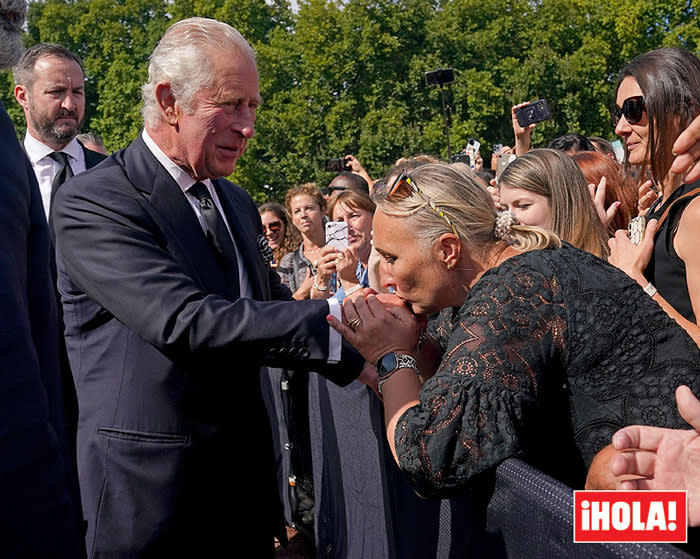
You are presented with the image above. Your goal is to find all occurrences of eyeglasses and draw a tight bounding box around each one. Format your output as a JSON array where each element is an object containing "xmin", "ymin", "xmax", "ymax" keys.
[
  {"xmin": 385, "ymin": 169, "xmax": 459, "ymax": 238},
  {"xmin": 611, "ymin": 95, "xmax": 646, "ymax": 126},
  {"xmin": 262, "ymin": 220, "xmax": 282, "ymax": 233}
]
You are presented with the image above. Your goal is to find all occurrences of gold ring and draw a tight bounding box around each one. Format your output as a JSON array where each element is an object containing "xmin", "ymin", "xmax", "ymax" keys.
[{"xmin": 348, "ymin": 317, "xmax": 362, "ymax": 331}]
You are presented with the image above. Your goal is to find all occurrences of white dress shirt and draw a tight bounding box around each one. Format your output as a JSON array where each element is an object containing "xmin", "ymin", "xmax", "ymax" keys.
[{"xmin": 24, "ymin": 133, "xmax": 86, "ymax": 221}]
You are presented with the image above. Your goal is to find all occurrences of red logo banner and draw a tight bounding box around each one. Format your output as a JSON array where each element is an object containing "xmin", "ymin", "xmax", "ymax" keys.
[{"xmin": 574, "ymin": 491, "xmax": 687, "ymax": 543}]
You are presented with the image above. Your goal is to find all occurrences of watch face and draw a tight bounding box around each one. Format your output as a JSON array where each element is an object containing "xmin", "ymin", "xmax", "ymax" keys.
[{"xmin": 378, "ymin": 352, "xmax": 398, "ymax": 379}]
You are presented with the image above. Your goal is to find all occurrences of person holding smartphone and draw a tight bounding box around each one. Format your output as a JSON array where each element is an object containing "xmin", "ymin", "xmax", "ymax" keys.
[{"xmin": 311, "ymin": 190, "xmax": 376, "ymax": 302}]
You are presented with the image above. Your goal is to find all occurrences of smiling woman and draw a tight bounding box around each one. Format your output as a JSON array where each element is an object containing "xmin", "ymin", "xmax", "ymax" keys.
[{"xmin": 608, "ymin": 48, "xmax": 700, "ymax": 344}]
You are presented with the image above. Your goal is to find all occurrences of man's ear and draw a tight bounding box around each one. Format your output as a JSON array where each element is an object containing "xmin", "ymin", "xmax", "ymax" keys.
[
  {"xmin": 155, "ymin": 83, "xmax": 178, "ymax": 125},
  {"xmin": 14, "ymin": 84, "xmax": 30, "ymax": 110}
]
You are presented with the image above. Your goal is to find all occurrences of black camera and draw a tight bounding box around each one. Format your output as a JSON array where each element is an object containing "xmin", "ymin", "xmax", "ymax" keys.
[
  {"xmin": 324, "ymin": 158, "xmax": 349, "ymax": 172},
  {"xmin": 515, "ymin": 99, "xmax": 551, "ymax": 128},
  {"xmin": 425, "ymin": 68, "xmax": 455, "ymax": 87}
]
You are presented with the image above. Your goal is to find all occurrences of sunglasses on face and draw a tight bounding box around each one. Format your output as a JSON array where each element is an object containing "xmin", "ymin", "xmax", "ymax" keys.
[
  {"xmin": 385, "ymin": 169, "xmax": 459, "ymax": 238},
  {"xmin": 262, "ymin": 220, "xmax": 282, "ymax": 233},
  {"xmin": 611, "ymin": 95, "xmax": 646, "ymax": 126}
]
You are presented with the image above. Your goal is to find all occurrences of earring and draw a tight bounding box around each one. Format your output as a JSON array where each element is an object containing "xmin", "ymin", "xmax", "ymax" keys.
[{"xmin": 446, "ymin": 263, "xmax": 453, "ymax": 270}]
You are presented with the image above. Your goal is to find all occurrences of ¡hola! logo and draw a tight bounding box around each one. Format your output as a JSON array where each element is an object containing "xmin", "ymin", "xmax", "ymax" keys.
[{"xmin": 574, "ymin": 491, "xmax": 687, "ymax": 543}]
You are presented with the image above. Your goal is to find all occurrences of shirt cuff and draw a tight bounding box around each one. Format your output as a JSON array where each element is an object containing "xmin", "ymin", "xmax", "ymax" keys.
[{"xmin": 327, "ymin": 298, "xmax": 342, "ymax": 363}]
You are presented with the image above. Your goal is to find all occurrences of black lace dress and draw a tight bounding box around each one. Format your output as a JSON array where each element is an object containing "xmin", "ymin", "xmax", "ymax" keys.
[{"xmin": 395, "ymin": 243, "xmax": 700, "ymax": 498}]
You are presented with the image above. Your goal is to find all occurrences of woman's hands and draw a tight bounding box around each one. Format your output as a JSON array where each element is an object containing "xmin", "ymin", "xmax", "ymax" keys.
[
  {"xmin": 636, "ymin": 179, "xmax": 658, "ymax": 216},
  {"xmin": 589, "ymin": 176, "xmax": 621, "ymax": 229},
  {"xmin": 608, "ymin": 219, "xmax": 657, "ymax": 286},
  {"xmin": 327, "ymin": 290, "xmax": 422, "ymax": 365},
  {"xmin": 312, "ymin": 245, "xmax": 363, "ymax": 299}
]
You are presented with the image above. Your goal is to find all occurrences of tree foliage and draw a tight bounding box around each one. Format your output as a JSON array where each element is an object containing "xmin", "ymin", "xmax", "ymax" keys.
[{"xmin": 1, "ymin": 0, "xmax": 697, "ymax": 203}]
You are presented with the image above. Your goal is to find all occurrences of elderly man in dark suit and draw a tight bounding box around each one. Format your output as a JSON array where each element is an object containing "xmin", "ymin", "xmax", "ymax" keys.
[
  {"xmin": 0, "ymin": 0, "xmax": 85, "ymax": 557},
  {"xmin": 53, "ymin": 17, "xmax": 363, "ymax": 558}
]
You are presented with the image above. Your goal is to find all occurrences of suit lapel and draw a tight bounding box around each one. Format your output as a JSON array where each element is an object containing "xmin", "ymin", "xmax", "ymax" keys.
[
  {"xmin": 79, "ymin": 142, "xmax": 107, "ymax": 169},
  {"xmin": 121, "ymin": 136, "xmax": 240, "ymax": 299}
]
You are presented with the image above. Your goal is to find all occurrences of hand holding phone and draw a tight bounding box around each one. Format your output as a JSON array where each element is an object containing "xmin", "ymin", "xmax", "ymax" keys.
[{"xmin": 515, "ymin": 99, "xmax": 551, "ymax": 128}]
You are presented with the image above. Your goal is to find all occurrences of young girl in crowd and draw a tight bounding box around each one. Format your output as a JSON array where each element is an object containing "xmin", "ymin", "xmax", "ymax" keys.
[{"xmin": 497, "ymin": 148, "xmax": 610, "ymax": 259}]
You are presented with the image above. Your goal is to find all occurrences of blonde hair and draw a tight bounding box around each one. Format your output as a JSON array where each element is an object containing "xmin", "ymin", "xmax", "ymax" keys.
[
  {"xmin": 373, "ymin": 163, "xmax": 560, "ymax": 258},
  {"xmin": 499, "ymin": 149, "xmax": 609, "ymax": 259}
]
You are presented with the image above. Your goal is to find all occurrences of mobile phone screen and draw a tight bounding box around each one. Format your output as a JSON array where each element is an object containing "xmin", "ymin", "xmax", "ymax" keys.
[{"xmin": 325, "ymin": 221, "xmax": 349, "ymax": 249}]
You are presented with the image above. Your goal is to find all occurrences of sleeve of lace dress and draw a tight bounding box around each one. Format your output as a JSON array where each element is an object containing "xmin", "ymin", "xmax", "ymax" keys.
[{"xmin": 393, "ymin": 265, "xmax": 567, "ymax": 499}]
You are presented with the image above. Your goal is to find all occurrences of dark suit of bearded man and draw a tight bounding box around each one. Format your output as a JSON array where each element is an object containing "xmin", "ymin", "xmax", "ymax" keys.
[{"xmin": 53, "ymin": 17, "xmax": 363, "ymax": 558}]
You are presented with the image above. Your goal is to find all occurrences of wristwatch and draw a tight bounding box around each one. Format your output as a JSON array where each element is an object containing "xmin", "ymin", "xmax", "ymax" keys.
[{"xmin": 376, "ymin": 352, "xmax": 421, "ymax": 395}]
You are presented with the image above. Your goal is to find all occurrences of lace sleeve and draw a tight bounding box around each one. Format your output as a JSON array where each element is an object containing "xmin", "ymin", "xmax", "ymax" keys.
[{"xmin": 394, "ymin": 265, "xmax": 567, "ymax": 498}]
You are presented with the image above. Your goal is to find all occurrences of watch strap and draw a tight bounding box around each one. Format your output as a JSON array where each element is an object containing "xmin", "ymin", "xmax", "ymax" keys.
[{"xmin": 377, "ymin": 352, "xmax": 421, "ymax": 396}]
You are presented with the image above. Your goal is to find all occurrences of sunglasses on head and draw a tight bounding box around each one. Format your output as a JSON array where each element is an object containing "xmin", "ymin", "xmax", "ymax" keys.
[
  {"xmin": 385, "ymin": 169, "xmax": 459, "ymax": 238},
  {"xmin": 262, "ymin": 220, "xmax": 282, "ymax": 233},
  {"xmin": 611, "ymin": 95, "xmax": 646, "ymax": 126}
]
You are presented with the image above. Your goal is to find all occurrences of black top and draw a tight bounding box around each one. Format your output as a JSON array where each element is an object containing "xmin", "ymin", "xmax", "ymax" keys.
[
  {"xmin": 394, "ymin": 243, "xmax": 700, "ymax": 498},
  {"xmin": 645, "ymin": 180, "xmax": 700, "ymax": 323}
]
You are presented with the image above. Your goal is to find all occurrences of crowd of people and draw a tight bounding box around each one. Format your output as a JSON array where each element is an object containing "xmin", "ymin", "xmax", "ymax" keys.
[{"xmin": 3, "ymin": 0, "xmax": 700, "ymax": 556}]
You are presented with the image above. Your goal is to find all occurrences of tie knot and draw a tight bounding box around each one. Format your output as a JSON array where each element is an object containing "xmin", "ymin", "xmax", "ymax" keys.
[
  {"xmin": 189, "ymin": 182, "xmax": 211, "ymax": 202},
  {"xmin": 49, "ymin": 151, "xmax": 71, "ymax": 167}
]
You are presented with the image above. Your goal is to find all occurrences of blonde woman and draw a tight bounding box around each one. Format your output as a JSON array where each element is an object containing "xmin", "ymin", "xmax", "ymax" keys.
[{"xmin": 329, "ymin": 162, "xmax": 700, "ymax": 497}]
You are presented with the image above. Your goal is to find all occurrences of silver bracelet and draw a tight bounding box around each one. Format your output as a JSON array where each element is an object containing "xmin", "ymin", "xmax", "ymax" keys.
[
  {"xmin": 344, "ymin": 284, "xmax": 362, "ymax": 296},
  {"xmin": 643, "ymin": 282, "xmax": 658, "ymax": 298},
  {"xmin": 313, "ymin": 276, "xmax": 330, "ymax": 291}
]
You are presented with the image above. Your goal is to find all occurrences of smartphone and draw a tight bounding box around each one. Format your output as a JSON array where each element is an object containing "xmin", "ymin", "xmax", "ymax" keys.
[
  {"xmin": 324, "ymin": 158, "xmax": 348, "ymax": 172},
  {"xmin": 325, "ymin": 221, "xmax": 349, "ymax": 250},
  {"xmin": 495, "ymin": 153, "xmax": 516, "ymax": 182},
  {"xmin": 628, "ymin": 216, "xmax": 646, "ymax": 245},
  {"xmin": 611, "ymin": 139, "xmax": 625, "ymax": 163},
  {"xmin": 515, "ymin": 99, "xmax": 551, "ymax": 128},
  {"xmin": 466, "ymin": 139, "xmax": 481, "ymax": 169}
]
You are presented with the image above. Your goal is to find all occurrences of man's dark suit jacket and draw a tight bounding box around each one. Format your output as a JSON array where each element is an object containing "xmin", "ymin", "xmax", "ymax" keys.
[
  {"xmin": 53, "ymin": 134, "xmax": 363, "ymax": 558},
  {"xmin": 42, "ymin": 141, "xmax": 107, "ymax": 462},
  {"xmin": 0, "ymin": 102, "xmax": 84, "ymax": 557}
]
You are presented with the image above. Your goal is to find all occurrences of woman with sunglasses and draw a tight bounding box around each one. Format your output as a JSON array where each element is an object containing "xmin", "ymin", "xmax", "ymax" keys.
[
  {"xmin": 497, "ymin": 148, "xmax": 610, "ymax": 259},
  {"xmin": 608, "ymin": 47, "xmax": 700, "ymax": 345},
  {"xmin": 327, "ymin": 162, "xmax": 700, "ymax": 501},
  {"xmin": 258, "ymin": 201, "xmax": 299, "ymax": 269}
]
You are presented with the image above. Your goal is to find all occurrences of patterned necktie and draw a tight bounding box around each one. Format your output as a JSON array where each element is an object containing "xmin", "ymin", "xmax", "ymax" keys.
[
  {"xmin": 188, "ymin": 182, "xmax": 241, "ymax": 294},
  {"xmin": 189, "ymin": 182, "xmax": 238, "ymax": 261}
]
